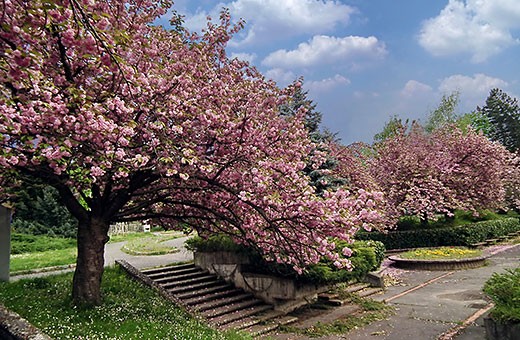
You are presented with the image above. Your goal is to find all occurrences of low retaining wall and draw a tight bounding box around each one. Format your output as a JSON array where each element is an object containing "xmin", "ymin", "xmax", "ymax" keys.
[
  {"xmin": 485, "ymin": 317, "xmax": 520, "ymax": 340},
  {"xmin": 194, "ymin": 251, "xmax": 328, "ymax": 313},
  {"xmin": 0, "ymin": 304, "xmax": 51, "ymax": 340},
  {"xmin": 388, "ymin": 255, "xmax": 488, "ymax": 271}
]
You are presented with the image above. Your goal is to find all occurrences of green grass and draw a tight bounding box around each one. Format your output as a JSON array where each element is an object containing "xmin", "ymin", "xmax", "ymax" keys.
[
  {"xmin": 120, "ymin": 232, "xmax": 184, "ymax": 255},
  {"xmin": 10, "ymin": 233, "xmax": 76, "ymax": 254},
  {"xmin": 399, "ymin": 247, "xmax": 482, "ymax": 260},
  {"xmin": 0, "ymin": 267, "xmax": 251, "ymax": 340},
  {"xmin": 9, "ymin": 231, "xmax": 187, "ymax": 273},
  {"xmin": 10, "ymin": 248, "xmax": 78, "ymax": 273},
  {"xmin": 109, "ymin": 230, "xmax": 185, "ymax": 244}
]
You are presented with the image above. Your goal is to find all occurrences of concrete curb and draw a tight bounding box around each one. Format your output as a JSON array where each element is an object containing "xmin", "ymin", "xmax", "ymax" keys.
[{"xmin": 0, "ymin": 304, "xmax": 51, "ymax": 340}]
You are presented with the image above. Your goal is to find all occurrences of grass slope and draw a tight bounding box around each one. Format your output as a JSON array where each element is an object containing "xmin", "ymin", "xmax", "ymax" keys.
[{"xmin": 0, "ymin": 267, "xmax": 250, "ymax": 340}]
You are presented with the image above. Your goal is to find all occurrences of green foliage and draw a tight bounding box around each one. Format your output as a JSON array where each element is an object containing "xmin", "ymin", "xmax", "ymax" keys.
[
  {"xmin": 279, "ymin": 81, "xmax": 323, "ymax": 138},
  {"xmin": 187, "ymin": 234, "xmax": 386, "ymax": 284},
  {"xmin": 424, "ymin": 92, "xmax": 460, "ymax": 133},
  {"xmin": 373, "ymin": 115, "xmax": 409, "ymax": 144},
  {"xmin": 11, "ymin": 183, "xmax": 77, "ymax": 238},
  {"xmin": 0, "ymin": 267, "xmax": 249, "ymax": 339},
  {"xmin": 478, "ymin": 88, "xmax": 520, "ymax": 152},
  {"xmin": 457, "ymin": 110, "xmax": 493, "ymax": 135},
  {"xmin": 484, "ymin": 268, "xmax": 520, "ymax": 322},
  {"xmin": 185, "ymin": 234, "xmax": 250, "ymax": 253},
  {"xmin": 10, "ymin": 233, "xmax": 76, "ymax": 254},
  {"xmin": 357, "ymin": 217, "xmax": 520, "ymax": 249},
  {"xmin": 394, "ymin": 210, "xmax": 504, "ymax": 231}
]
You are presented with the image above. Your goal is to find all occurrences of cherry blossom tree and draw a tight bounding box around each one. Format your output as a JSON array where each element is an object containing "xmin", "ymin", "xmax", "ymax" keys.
[
  {"xmin": 370, "ymin": 123, "xmax": 509, "ymax": 223},
  {"xmin": 0, "ymin": 0, "xmax": 384, "ymax": 305}
]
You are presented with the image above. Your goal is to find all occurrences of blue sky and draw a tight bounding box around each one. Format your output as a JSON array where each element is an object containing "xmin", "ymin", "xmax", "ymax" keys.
[{"xmin": 168, "ymin": 0, "xmax": 520, "ymax": 144}]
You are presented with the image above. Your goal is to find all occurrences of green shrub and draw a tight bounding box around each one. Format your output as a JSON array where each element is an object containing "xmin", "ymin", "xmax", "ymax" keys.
[
  {"xmin": 187, "ymin": 234, "xmax": 385, "ymax": 284},
  {"xmin": 10, "ymin": 233, "xmax": 76, "ymax": 254},
  {"xmin": 483, "ymin": 268, "xmax": 520, "ymax": 322},
  {"xmin": 357, "ymin": 218, "xmax": 520, "ymax": 249},
  {"xmin": 185, "ymin": 234, "xmax": 250, "ymax": 253},
  {"xmin": 11, "ymin": 183, "xmax": 77, "ymax": 238}
]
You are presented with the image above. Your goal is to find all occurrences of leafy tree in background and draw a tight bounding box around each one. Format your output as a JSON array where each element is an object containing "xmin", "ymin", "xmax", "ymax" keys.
[
  {"xmin": 11, "ymin": 182, "xmax": 77, "ymax": 238},
  {"xmin": 370, "ymin": 123, "xmax": 509, "ymax": 224},
  {"xmin": 424, "ymin": 92, "xmax": 460, "ymax": 133},
  {"xmin": 373, "ymin": 115, "xmax": 409, "ymax": 144},
  {"xmin": 478, "ymin": 88, "xmax": 520, "ymax": 152},
  {"xmin": 0, "ymin": 0, "xmax": 384, "ymax": 305}
]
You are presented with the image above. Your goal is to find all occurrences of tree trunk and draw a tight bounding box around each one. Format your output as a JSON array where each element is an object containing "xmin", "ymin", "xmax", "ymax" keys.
[{"xmin": 72, "ymin": 217, "xmax": 110, "ymax": 306}]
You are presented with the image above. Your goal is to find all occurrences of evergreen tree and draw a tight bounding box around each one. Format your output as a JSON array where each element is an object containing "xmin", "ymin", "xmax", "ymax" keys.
[
  {"xmin": 11, "ymin": 183, "xmax": 78, "ymax": 238},
  {"xmin": 478, "ymin": 88, "xmax": 520, "ymax": 152},
  {"xmin": 280, "ymin": 81, "xmax": 346, "ymax": 193}
]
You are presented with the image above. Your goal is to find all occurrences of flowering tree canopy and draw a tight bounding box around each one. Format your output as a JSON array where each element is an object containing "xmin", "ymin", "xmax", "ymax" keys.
[
  {"xmin": 0, "ymin": 0, "xmax": 384, "ymax": 305},
  {"xmin": 370, "ymin": 123, "xmax": 509, "ymax": 222}
]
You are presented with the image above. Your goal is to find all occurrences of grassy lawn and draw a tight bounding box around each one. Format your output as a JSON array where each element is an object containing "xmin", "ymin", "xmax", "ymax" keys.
[
  {"xmin": 120, "ymin": 232, "xmax": 184, "ymax": 255},
  {"xmin": 10, "ymin": 231, "xmax": 188, "ymax": 274},
  {"xmin": 0, "ymin": 267, "xmax": 249, "ymax": 339},
  {"xmin": 400, "ymin": 247, "xmax": 482, "ymax": 260},
  {"xmin": 10, "ymin": 248, "xmax": 77, "ymax": 273}
]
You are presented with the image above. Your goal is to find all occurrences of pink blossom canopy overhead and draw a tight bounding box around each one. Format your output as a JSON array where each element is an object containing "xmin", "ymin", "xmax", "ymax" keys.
[{"xmin": 0, "ymin": 0, "xmax": 385, "ymax": 272}]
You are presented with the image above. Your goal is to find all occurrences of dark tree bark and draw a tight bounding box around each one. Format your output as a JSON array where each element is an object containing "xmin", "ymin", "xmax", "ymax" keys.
[{"xmin": 72, "ymin": 216, "xmax": 110, "ymax": 306}]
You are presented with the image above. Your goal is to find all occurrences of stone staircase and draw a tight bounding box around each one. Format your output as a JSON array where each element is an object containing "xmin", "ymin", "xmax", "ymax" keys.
[
  {"xmin": 139, "ymin": 263, "xmax": 297, "ymax": 336},
  {"xmin": 317, "ymin": 282, "xmax": 384, "ymax": 306}
]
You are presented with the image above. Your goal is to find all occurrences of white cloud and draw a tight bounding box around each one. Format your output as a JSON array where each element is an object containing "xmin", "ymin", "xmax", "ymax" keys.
[
  {"xmin": 181, "ymin": 0, "xmax": 355, "ymax": 46},
  {"xmin": 471, "ymin": 0, "xmax": 520, "ymax": 30},
  {"xmin": 230, "ymin": 52, "xmax": 256, "ymax": 64},
  {"xmin": 264, "ymin": 68, "xmax": 297, "ymax": 86},
  {"xmin": 418, "ymin": 0, "xmax": 519, "ymax": 62},
  {"xmin": 438, "ymin": 73, "xmax": 508, "ymax": 98},
  {"xmin": 400, "ymin": 80, "xmax": 433, "ymax": 98},
  {"xmin": 304, "ymin": 75, "xmax": 350, "ymax": 92},
  {"xmin": 262, "ymin": 35, "xmax": 387, "ymax": 69}
]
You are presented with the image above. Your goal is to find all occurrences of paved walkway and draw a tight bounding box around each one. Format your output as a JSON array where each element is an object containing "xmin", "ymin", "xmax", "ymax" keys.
[
  {"xmin": 342, "ymin": 244, "xmax": 519, "ymax": 340},
  {"xmin": 104, "ymin": 235, "xmax": 193, "ymax": 269},
  {"xmin": 9, "ymin": 238, "xmax": 520, "ymax": 339}
]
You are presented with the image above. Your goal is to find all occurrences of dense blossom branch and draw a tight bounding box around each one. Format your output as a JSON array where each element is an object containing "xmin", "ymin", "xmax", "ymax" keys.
[{"xmin": 0, "ymin": 0, "xmax": 387, "ymax": 273}]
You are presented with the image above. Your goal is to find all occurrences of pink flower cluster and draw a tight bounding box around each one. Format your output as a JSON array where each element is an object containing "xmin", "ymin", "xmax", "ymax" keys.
[{"xmin": 0, "ymin": 0, "xmax": 389, "ymax": 273}]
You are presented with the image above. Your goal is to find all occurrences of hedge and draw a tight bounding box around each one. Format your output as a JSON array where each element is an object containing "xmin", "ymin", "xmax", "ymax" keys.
[
  {"xmin": 186, "ymin": 234, "xmax": 386, "ymax": 284},
  {"xmin": 356, "ymin": 217, "xmax": 520, "ymax": 250},
  {"xmin": 484, "ymin": 268, "xmax": 520, "ymax": 322}
]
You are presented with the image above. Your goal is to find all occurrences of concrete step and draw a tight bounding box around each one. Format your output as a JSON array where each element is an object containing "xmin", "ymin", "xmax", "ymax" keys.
[
  {"xmin": 167, "ymin": 280, "xmax": 224, "ymax": 295},
  {"xmin": 161, "ymin": 274, "xmax": 217, "ymax": 289},
  {"xmin": 154, "ymin": 270, "xmax": 209, "ymax": 284},
  {"xmin": 357, "ymin": 287, "xmax": 383, "ymax": 298},
  {"xmin": 202, "ymin": 298, "xmax": 265, "ymax": 318},
  {"xmin": 193, "ymin": 293, "xmax": 255, "ymax": 312},
  {"xmin": 243, "ymin": 322, "xmax": 279, "ymax": 337},
  {"xmin": 219, "ymin": 310, "xmax": 285, "ymax": 331},
  {"xmin": 146, "ymin": 266, "xmax": 201, "ymax": 279},
  {"xmin": 345, "ymin": 282, "xmax": 370, "ymax": 293},
  {"xmin": 140, "ymin": 262, "xmax": 282, "ymax": 335},
  {"xmin": 177, "ymin": 284, "xmax": 236, "ymax": 301},
  {"xmin": 208, "ymin": 304, "xmax": 273, "ymax": 327},
  {"xmin": 141, "ymin": 263, "xmax": 195, "ymax": 275}
]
